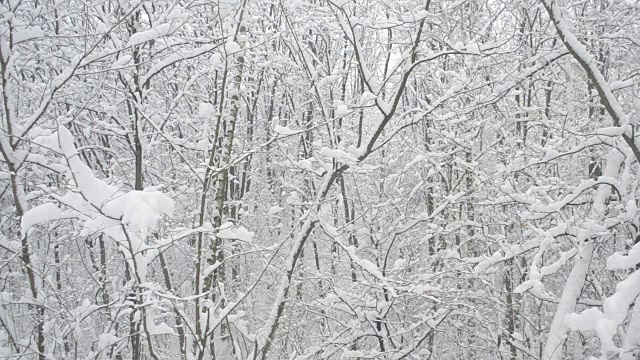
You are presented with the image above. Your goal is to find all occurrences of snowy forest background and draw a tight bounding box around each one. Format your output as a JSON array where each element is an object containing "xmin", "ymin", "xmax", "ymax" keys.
[{"xmin": 2, "ymin": 0, "xmax": 640, "ymax": 358}]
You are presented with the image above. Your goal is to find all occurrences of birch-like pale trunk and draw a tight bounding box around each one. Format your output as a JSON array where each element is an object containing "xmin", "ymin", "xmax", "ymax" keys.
[{"xmin": 541, "ymin": 1, "xmax": 639, "ymax": 357}]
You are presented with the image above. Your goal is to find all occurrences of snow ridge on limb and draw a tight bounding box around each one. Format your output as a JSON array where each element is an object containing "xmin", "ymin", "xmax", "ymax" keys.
[
  {"xmin": 542, "ymin": 0, "xmax": 640, "ymax": 360},
  {"xmin": 253, "ymin": 3, "xmax": 434, "ymax": 358},
  {"xmin": 541, "ymin": 0, "xmax": 640, "ymax": 163},
  {"xmin": 54, "ymin": 125, "xmax": 174, "ymax": 282},
  {"xmin": 540, "ymin": 144, "xmax": 625, "ymax": 359}
]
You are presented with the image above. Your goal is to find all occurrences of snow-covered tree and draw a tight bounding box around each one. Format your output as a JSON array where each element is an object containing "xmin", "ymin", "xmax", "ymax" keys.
[{"xmin": 2, "ymin": 0, "xmax": 639, "ymax": 359}]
